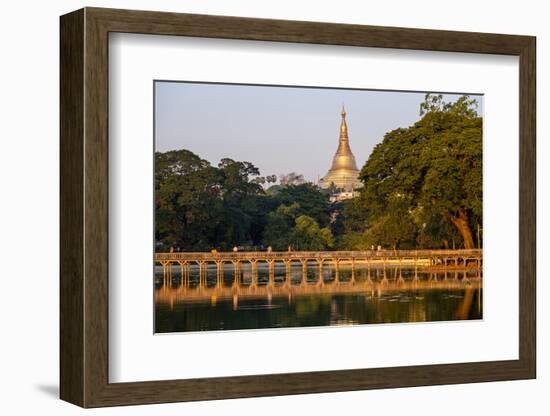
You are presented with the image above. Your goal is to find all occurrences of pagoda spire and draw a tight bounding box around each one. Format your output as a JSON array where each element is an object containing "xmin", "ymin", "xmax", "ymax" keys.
[
  {"xmin": 320, "ymin": 105, "xmax": 362, "ymax": 192},
  {"xmin": 340, "ymin": 103, "xmax": 348, "ymax": 140}
]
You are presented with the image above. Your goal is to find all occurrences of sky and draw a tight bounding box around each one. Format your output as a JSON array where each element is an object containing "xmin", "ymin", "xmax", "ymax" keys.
[{"xmin": 155, "ymin": 82, "xmax": 482, "ymax": 183}]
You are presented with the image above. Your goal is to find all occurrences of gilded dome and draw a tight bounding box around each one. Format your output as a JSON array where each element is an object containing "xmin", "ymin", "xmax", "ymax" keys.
[{"xmin": 320, "ymin": 106, "xmax": 362, "ymax": 192}]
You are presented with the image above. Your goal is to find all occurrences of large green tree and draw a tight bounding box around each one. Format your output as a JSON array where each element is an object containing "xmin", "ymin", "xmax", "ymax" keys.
[
  {"xmin": 155, "ymin": 150, "xmax": 269, "ymax": 250},
  {"xmin": 216, "ymin": 158, "xmax": 266, "ymax": 249},
  {"xmin": 345, "ymin": 95, "xmax": 482, "ymax": 249},
  {"xmin": 155, "ymin": 150, "xmax": 223, "ymax": 251}
]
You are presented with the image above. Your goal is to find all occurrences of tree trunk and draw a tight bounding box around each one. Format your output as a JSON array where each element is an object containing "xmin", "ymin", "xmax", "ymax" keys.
[{"xmin": 450, "ymin": 208, "xmax": 475, "ymax": 249}]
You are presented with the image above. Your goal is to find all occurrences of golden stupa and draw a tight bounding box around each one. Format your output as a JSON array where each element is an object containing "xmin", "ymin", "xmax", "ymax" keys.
[{"xmin": 320, "ymin": 106, "xmax": 362, "ymax": 191}]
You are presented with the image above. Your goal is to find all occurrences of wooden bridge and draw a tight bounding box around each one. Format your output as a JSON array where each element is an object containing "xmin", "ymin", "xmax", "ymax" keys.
[{"xmin": 155, "ymin": 249, "xmax": 482, "ymax": 287}]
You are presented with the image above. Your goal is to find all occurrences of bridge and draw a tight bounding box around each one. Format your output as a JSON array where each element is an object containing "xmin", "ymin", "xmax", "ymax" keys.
[{"xmin": 155, "ymin": 249, "xmax": 482, "ymax": 287}]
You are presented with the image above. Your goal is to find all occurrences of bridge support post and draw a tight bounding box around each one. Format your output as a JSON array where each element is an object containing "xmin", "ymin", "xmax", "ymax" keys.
[
  {"xmin": 233, "ymin": 261, "xmax": 241, "ymax": 287},
  {"xmin": 301, "ymin": 260, "xmax": 308, "ymax": 286},
  {"xmin": 216, "ymin": 261, "xmax": 224, "ymax": 287},
  {"xmin": 334, "ymin": 259, "xmax": 340, "ymax": 283},
  {"xmin": 318, "ymin": 259, "xmax": 324, "ymax": 285},
  {"xmin": 366, "ymin": 258, "xmax": 371, "ymax": 282},
  {"xmin": 161, "ymin": 261, "xmax": 166, "ymax": 286},
  {"xmin": 351, "ymin": 258, "xmax": 356, "ymax": 284},
  {"xmin": 285, "ymin": 260, "xmax": 292, "ymax": 287},
  {"xmin": 178, "ymin": 261, "xmax": 186, "ymax": 287},
  {"xmin": 251, "ymin": 260, "xmax": 258, "ymax": 286},
  {"xmin": 397, "ymin": 266, "xmax": 404, "ymax": 282},
  {"xmin": 268, "ymin": 260, "xmax": 275, "ymax": 286},
  {"xmin": 198, "ymin": 261, "xmax": 206, "ymax": 287}
]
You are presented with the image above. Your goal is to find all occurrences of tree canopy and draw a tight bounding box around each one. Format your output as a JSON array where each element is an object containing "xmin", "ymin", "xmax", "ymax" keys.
[
  {"xmin": 155, "ymin": 151, "xmax": 332, "ymax": 251},
  {"xmin": 343, "ymin": 94, "xmax": 482, "ymax": 249}
]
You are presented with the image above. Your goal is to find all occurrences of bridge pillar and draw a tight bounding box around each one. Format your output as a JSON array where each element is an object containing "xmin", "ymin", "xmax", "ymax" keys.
[
  {"xmin": 178, "ymin": 261, "xmax": 186, "ymax": 287},
  {"xmin": 233, "ymin": 261, "xmax": 241, "ymax": 287},
  {"xmin": 285, "ymin": 260, "xmax": 292, "ymax": 287},
  {"xmin": 318, "ymin": 259, "xmax": 324, "ymax": 285},
  {"xmin": 268, "ymin": 260, "xmax": 275, "ymax": 286},
  {"xmin": 351, "ymin": 258, "xmax": 356, "ymax": 283},
  {"xmin": 366, "ymin": 258, "xmax": 372, "ymax": 282},
  {"xmin": 198, "ymin": 261, "xmax": 206, "ymax": 287},
  {"xmin": 251, "ymin": 260, "xmax": 258, "ymax": 286},
  {"xmin": 301, "ymin": 260, "xmax": 308, "ymax": 286},
  {"xmin": 216, "ymin": 261, "xmax": 224, "ymax": 287},
  {"xmin": 397, "ymin": 266, "xmax": 404, "ymax": 282},
  {"xmin": 161, "ymin": 261, "xmax": 166, "ymax": 285},
  {"xmin": 334, "ymin": 259, "xmax": 340, "ymax": 283}
]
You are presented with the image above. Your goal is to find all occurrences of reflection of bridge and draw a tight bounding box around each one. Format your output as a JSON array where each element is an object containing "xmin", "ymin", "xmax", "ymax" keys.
[
  {"xmin": 155, "ymin": 249, "xmax": 482, "ymax": 286},
  {"xmin": 155, "ymin": 273, "xmax": 482, "ymax": 312}
]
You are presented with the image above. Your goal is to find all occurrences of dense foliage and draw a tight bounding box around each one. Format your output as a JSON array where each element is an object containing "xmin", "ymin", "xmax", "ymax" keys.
[
  {"xmin": 155, "ymin": 152, "xmax": 332, "ymax": 251},
  {"xmin": 156, "ymin": 94, "xmax": 482, "ymax": 252},
  {"xmin": 342, "ymin": 94, "xmax": 482, "ymax": 249}
]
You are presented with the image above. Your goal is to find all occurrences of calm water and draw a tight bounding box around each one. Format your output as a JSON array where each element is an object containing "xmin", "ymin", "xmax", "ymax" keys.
[{"xmin": 154, "ymin": 263, "xmax": 482, "ymax": 333}]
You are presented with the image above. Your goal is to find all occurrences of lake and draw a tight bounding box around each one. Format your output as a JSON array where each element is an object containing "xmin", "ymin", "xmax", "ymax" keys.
[{"xmin": 154, "ymin": 262, "xmax": 482, "ymax": 332}]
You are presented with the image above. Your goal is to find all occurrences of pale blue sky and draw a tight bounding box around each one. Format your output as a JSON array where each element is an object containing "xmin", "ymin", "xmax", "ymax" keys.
[{"xmin": 155, "ymin": 82, "xmax": 482, "ymax": 183}]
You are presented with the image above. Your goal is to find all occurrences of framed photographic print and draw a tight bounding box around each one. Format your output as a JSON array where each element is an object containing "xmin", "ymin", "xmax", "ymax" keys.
[{"xmin": 60, "ymin": 7, "xmax": 536, "ymax": 407}]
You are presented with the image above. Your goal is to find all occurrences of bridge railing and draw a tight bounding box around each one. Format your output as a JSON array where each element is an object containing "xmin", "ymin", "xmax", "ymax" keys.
[{"xmin": 154, "ymin": 249, "xmax": 482, "ymax": 262}]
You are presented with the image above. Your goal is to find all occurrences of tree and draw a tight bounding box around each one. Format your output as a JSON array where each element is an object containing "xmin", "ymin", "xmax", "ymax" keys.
[
  {"xmin": 155, "ymin": 151, "xmax": 269, "ymax": 251},
  {"xmin": 262, "ymin": 205, "xmax": 334, "ymax": 251},
  {"xmin": 279, "ymin": 172, "xmax": 305, "ymax": 186},
  {"xmin": 262, "ymin": 203, "xmax": 301, "ymax": 250},
  {"xmin": 217, "ymin": 158, "xmax": 266, "ymax": 249},
  {"xmin": 155, "ymin": 150, "xmax": 223, "ymax": 250},
  {"xmin": 274, "ymin": 183, "xmax": 330, "ymax": 227},
  {"xmin": 347, "ymin": 94, "xmax": 482, "ymax": 249},
  {"xmin": 289, "ymin": 215, "xmax": 334, "ymax": 250}
]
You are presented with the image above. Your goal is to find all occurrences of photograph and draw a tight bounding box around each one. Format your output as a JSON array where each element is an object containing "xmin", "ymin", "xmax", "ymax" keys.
[{"xmin": 153, "ymin": 81, "xmax": 483, "ymax": 333}]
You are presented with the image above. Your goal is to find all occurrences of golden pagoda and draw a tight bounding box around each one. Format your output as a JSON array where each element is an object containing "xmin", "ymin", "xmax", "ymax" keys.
[{"xmin": 320, "ymin": 105, "xmax": 362, "ymax": 193}]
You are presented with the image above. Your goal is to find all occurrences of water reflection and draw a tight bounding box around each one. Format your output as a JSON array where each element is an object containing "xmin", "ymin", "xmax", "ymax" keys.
[{"xmin": 154, "ymin": 263, "xmax": 482, "ymax": 333}]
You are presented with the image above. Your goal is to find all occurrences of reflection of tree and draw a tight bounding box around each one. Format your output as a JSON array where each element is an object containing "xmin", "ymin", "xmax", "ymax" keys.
[
  {"xmin": 155, "ymin": 287, "xmax": 482, "ymax": 332},
  {"xmin": 454, "ymin": 288, "xmax": 475, "ymax": 320}
]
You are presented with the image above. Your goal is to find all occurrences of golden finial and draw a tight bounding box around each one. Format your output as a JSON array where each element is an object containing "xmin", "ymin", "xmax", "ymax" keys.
[{"xmin": 339, "ymin": 104, "xmax": 348, "ymax": 138}]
